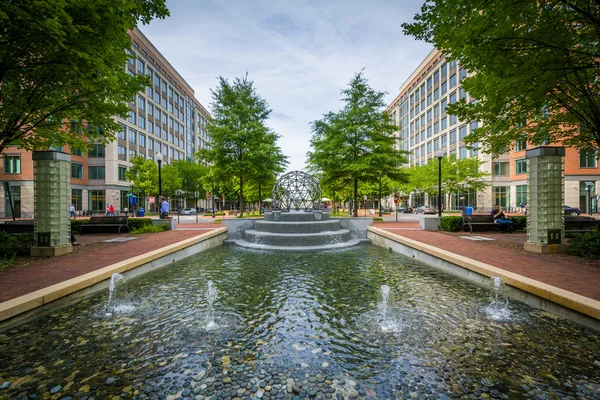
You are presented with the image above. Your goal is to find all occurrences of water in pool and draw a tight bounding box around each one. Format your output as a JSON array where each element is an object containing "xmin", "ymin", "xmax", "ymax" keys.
[{"xmin": 0, "ymin": 245, "xmax": 599, "ymax": 399}]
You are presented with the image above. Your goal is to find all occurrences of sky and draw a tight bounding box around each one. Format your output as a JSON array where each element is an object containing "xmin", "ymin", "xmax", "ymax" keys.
[{"xmin": 141, "ymin": 0, "xmax": 433, "ymax": 172}]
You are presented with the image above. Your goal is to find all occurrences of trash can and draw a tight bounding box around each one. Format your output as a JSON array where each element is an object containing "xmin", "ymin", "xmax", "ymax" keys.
[
  {"xmin": 139, "ymin": 208, "xmax": 145, "ymax": 217},
  {"xmin": 465, "ymin": 206, "xmax": 473, "ymax": 215}
]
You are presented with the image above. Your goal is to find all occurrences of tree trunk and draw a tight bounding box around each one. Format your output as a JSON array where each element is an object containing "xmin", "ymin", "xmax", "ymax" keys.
[
  {"xmin": 332, "ymin": 188, "xmax": 336, "ymax": 214},
  {"xmin": 353, "ymin": 179, "xmax": 358, "ymax": 217},
  {"xmin": 239, "ymin": 177, "xmax": 244, "ymax": 218},
  {"xmin": 258, "ymin": 183, "xmax": 262, "ymax": 215}
]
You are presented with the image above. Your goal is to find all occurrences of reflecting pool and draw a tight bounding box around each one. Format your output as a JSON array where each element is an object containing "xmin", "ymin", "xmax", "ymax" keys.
[{"xmin": 1, "ymin": 246, "xmax": 599, "ymax": 399}]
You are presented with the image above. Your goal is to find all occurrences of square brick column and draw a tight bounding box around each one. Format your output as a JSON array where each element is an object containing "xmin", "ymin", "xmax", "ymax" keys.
[
  {"xmin": 524, "ymin": 146, "xmax": 566, "ymax": 254},
  {"xmin": 31, "ymin": 151, "xmax": 73, "ymax": 257}
]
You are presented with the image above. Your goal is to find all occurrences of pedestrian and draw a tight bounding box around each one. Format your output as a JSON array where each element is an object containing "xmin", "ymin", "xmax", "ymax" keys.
[
  {"xmin": 69, "ymin": 204, "xmax": 76, "ymax": 219},
  {"xmin": 106, "ymin": 206, "xmax": 110, "ymax": 216},
  {"xmin": 159, "ymin": 196, "xmax": 170, "ymax": 219},
  {"xmin": 109, "ymin": 204, "xmax": 115, "ymax": 216}
]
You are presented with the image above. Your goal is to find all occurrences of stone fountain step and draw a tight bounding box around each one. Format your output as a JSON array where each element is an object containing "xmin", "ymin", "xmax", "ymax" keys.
[
  {"xmin": 264, "ymin": 211, "xmax": 330, "ymax": 222},
  {"xmin": 243, "ymin": 229, "xmax": 352, "ymax": 247},
  {"xmin": 254, "ymin": 220, "xmax": 341, "ymax": 233},
  {"xmin": 233, "ymin": 237, "xmax": 368, "ymax": 252}
]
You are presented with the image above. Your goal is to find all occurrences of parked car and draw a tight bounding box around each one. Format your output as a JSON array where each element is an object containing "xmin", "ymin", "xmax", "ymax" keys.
[
  {"xmin": 414, "ymin": 206, "xmax": 436, "ymax": 214},
  {"xmin": 396, "ymin": 206, "xmax": 413, "ymax": 213},
  {"xmin": 181, "ymin": 208, "xmax": 197, "ymax": 215},
  {"xmin": 563, "ymin": 205, "xmax": 581, "ymax": 216}
]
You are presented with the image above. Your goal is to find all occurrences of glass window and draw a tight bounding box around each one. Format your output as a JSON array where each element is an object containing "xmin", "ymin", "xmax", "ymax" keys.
[
  {"xmin": 427, "ymin": 141, "xmax": 432, "ymax": 154},
  {"xmin": 459, "ymin": 125, "xmax": 468, "ymax": 140},
  {"xmin": 88, "ymin": 166, "xmax": 105, "ymax": 179},
  {"xmin": 427, "ymin": 110, "xmax": 432, "ymax": 122},
  {"xmin": 118, "ymin": 145, "xmax": 126, "ymax": 161},
  {"xmin": 138, "ymin": 116, "xmax": 145, "ymax": 129},
  {"xmin": 148, "ymin": 103, "xmax": 153, "ymax": 116},
  {"xmin": 516, "ymin": 185, "xmax": 527, "ymax": 206},
  {"xmin": 71, "ymin": 189, "xmax": 83, "ymax": 211},
  {"xmin": 427, "ymin": 94, "xmax": 432, "ymax": 106},
  {"xmin": 89, "ymin": 144, "xmax": 105, "ymax": 157},
  {"xmin": 427, "ymin": 78, "xmax": 432, "ymax": 90},
  {"xmin": 449, "ymin": 59, "xmax": 457, "ymax": 69},
  {"xmin": 148, "ymin": 121, "xmax": 154, "ymax": 133},
  {"xmin": 449, "ymin": 92, "xmax": 457, "ymax": 104},
  {"xmin": 441, "ymin": 117, "xmax": 447, "ymax": 130},
  {"xmin": 449, "ymin": 114, "xmax": 457, "ymax": 125},
  {"xmin": 515, "ymin": 158, "xmax": 527, "ymax": 174},
  {"xmin": 71, "ymin": 149, "xmax": 82, "ymax": 156},
  {"xmin": 470, "ymin": 121, "xmax": 478, "ymax": 132},
  {"xmin": 129, "ymin": 149, "xmax": 137, "ymax": 159},
  {"xmin": 88, "ymin": 190, "xmax": 105, "ymax": 214},
  {"xmin": 459, "ymin": 88, "xmax": 467, "ymax": 100},
  {"xmin": 441, "ymin": 81, "xmax": 447, "ymax": 95},
  {"xmin": 449, "ymin": 129, "xmax": 457, "ymax": 144},
  {"xmin": 459, "ymin": 68, "xmax": 467, "ymax": 81},
  {"xmin": 449, "ymin": 74, "xmax": 457, "ymax": 88},
  {"xmin": 441, "ymin": 62, "xmax": 447, "ymax": 77},
  {"xmin": 434, "ymin": 122, "xmax": 440, "ymax": 134},
  {"xmin": 441, "ymin": 99, "xmax": 447, "ymax": 113},
  {"xmin": 434, "ymin": 88, "xmax": 439, "ymax": 101},
  {"xmin": 118, "ymin": 124, "xmax": 126, "ymax": 140},
  {"xmin": 148, "ymin": 138, "xmax": 154, "ymax": 151},
  {"xmin": 139, "ymin": 134, "xmax": 146, "ymax": 148},
  {"xmin": 579, "ymin": 149, "xmax": 598, "ymax": 168},
  {"xmin": 514, "ymin": 140, "xmax": 527, "ymax": 152},
  {"xmin": 162, "ymin": 81, "xmax": 167, "ymax": 93},
  {"xmin": 129, "ymin": 128, "xmax": 137, "ymax": 144},
  {"xmin": 3, "ymin": 155, "xmax": 21, "ymax": 174},
  {"xmin": 459, "ymin": 146, "xmax": 467, "ymax": 159},
  {"xmin": 128, "ymin": 111, "xmax": 136, "ymax": 125},
  {"xmin": 493, "ymin": 186, "xmax": 509, "ymax": 208},
  {"xmin": 71, "ymin": 162, "xmax": 83, "ymax": 179},
  {"xmin": 441, "ymin": 134, "xmax": 447, "ymax": 147},
  {"xmin": 434, "ymin": 138, "xmax": 440, "ymax": 151},
  {"xmin": 434, "ymin": 105, "xmax": 440, "ymax": 117},
  {"xmin": 470, "ymin": 142, "xmax": 479, "ymax": 157},
  {"xmin": 493, "ymin": 162, "xmax": 509, "ymax": 176},
  {"xmin": 138, "ymin": 96, "xmax": 145, "ymax": 111},
  {"xmin": 138, "ymin": 60, "xmax": 145, "ymax": 74},
  {"xmin": 118, "ymin": 165, "xmax": 127, "ymax": 181},
  {"xmin": 433, "ymin": 71, "xmax": 439, "ymax": 84}
]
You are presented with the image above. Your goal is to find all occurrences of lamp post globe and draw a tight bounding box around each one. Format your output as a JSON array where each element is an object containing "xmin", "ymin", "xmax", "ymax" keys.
[
  {"xmin": 435, "ymin": 149, "xmax": 445, "ymax": 217},
  {"xmin": 155, "ymin": 152, "xmax": 163, "ymax": 197}
]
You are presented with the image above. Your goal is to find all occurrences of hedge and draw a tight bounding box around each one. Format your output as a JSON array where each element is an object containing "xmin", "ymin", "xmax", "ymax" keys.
[
  {"xmin": 0, "ymin": 232, "xmax": 34, "ymax": 258},
  {"xmin": 440, "ymin": 216, "xmax": 463, "ymax": 232},
  {"xmin": 71, "ymin": 217, "xmax": 152, "ymax": 233},
  {"xmin": 566, "ymin": 231, "xmax": 600, "ymax": 259}
]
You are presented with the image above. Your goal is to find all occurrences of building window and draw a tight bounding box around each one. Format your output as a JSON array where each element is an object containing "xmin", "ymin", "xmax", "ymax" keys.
[
  {"xmin": 138, "ymin": 60, "xmax": 145, "ymax": 74},
  {"xmin": 441, "ymin": 134, "xmax": 447, "ymax": 147},
  {"xmin": 118, "ymin": 145, "xmax": 126, "ymax": 161},
  {"xmin": 441, "ymin": 81, "xmax": 447, "ymax": 95},
  {"xmin": 118, "ymin": 165, "xmax": 127, "ymax": 181},
  {"xmin": 493, "ymin": 162, "xmax": 509, "ymax": 176},
  {"xmin": 449, "ymin": 73, "xmax": 457, "ymax": 88},
  {"xmin": 459, "ymin": 146, "xmax": 467, "ymax": 159},
  {"xmin": 470, "ymin": 142, "xmax": 479, "ymax": 157},
  {"xmin": 441, "ymin": 117, "xmax": 447, "ymax": 130},
  {"xmin": 459, "ymin": 68, "xmax": 467, "ymax": 81},
  {"xmin": 516, "ymin": 185, "xmax": 527, "ymax": 206},
  {"xmin": 427, "ymin": 78, "xmax": 432, "ymax": 90},
  {"xmin": 139, "ymin": 134, "xmax": 146, "ymax": 148},
  {"xmin": 88, "ymin": 166, "xmax": 106, "ymax": 179},
  {"xmin": 441, "ymin": 63, "xmax": 447, "ymax": 77},
  {"xmin": 148, "ymin": 121, "xmax": 154, "ymax": 134},
  {"xmin": 89, "ymin": 144, "xmax": 105, "ymax": 157},
  {"xmin": 129, "ymin": 111, "xmax": 136, "ymax": 125},
  {"xmin": 449, "ymin": 92, "xmax": 457, "ymax": 104},
  {"xmin": 441, "ymin": 99, "xmax": 447, "ymax": 113},
  {"xmin": 514, "ymin": 140, "xmax": 527, "ymax": 152},
  {"xmin": 138, "ymin": 116, "xmax": 146, "ymax": 129},
  {"xmin": 148, "ymin": 138, "xmax": 154, "ymax": 151},
  {"xmin": 71, "ymin": 149, "xmax": 82, "ymax": 156},
  {"xmin": 459, "ymin": 88, "xmax": 467, "ymax": 100},
  {"xmin": 138, "ymin": 96, "xmax": 145, "ymax": 111},
  {"xmin": 118, "ymin": 124, "xmax": 126, "ymax": 140},
  {"xmin": 71, "ymin": 162, "xmax": 83, "ymax": 179},
  {"xmin": 492, "ymin": 186, "xmax": 509, "ymax": 208},
  {"xmin": 129, "ymin": 129, "xmax": 137, "ymax": 144},
  {"xmin": 449, "ymin": 129, "xmax": 457, "ymax": 144},
  {"xmin": 579, "ymin": 149, "xmax": 598, "ymax": 168},
  {"xmin": 71, "ymin": 189, "xmax": 82, "ymax": 211},
  {"xmin": 515, "ymin": 158, "xmax": 527, "ymax": 174},
  {"xmin": 129, "ymin": 149, "xmax": 137, "ymax": 159},
  {"xmin": 459, "ymin": 125, "xmax": 468, "ymax": 140},
  {"xmin": 3, "ymin": 155, "xmax": 21, "ymax": 174},
  {"xmin": 88, "ymin": 190, "xmax": 106, "ymax": 213},
  {"xmin": 148, "ymin": 103, "xmax": 153, "ymax": 116}
]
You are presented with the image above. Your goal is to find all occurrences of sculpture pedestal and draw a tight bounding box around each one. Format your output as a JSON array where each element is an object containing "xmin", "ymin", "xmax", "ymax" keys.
[
  {"xmin": 523, "ymin": 242, "xmax": 566, "ymax": 254},
  {"xmin": 31, "ymin": 244, "xmax": 73, "ymax": 257}
]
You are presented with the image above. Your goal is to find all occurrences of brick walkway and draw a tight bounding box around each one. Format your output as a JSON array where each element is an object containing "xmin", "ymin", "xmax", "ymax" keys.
[
  {"xmin": 0, "ymin": 230, "xmax": 215, "ymax": 302},
  {"xmin": 373, "ymin": 224, "xmax": 600, "ymax": 301}
]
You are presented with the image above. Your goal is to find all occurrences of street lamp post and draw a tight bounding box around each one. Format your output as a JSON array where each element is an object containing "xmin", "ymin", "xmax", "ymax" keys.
[
  {"xmin": 436, "ymin": 149, "xmax": 445, "ymax": 217},
  {"xmin": 156, "ymin": 152, "xmax": 163, "ymax": 196},
  {"xmin": 378, "ymin": 173, "xmax": 383, "ymax": 217}
]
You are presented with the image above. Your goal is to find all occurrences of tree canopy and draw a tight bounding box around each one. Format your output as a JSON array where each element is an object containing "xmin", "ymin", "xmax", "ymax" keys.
[
  {"xmin": 308, "ymin": 71, "xmax": 407, "ymax": 217},
  {"xmin": 402, "ymin": 0, "xmax": 600, "ymax": 155},
  {"xmin": 0, "ymin": 0, "xmax": 169, "ymax": 153},
  {"xmin": 197, "ymin": 74, "xmax": 287, "ymax": 217}
]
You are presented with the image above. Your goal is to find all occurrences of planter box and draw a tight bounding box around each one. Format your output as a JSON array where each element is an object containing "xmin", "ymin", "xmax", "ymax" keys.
[{"xmin": 152, "ymin": 218, "xmax": 177, "ymax": 231}]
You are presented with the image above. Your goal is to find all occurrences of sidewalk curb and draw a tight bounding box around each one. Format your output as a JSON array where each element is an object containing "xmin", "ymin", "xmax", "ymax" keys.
[{"xmin": 368, "ymin": 226, "xmax": 600, "ymax": 322}]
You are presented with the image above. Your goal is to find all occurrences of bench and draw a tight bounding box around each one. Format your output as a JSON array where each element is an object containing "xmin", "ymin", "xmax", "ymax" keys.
[
  {"xmin": 462, "ymin": 214, "xmax": 513, "ymax": 233},
  {"xmin": 565, "ymin": 216, "xmax": 599, "ymax": 235},
  {"xmin": 0, "ymin": 220, "xmax": 34, "ymax": 234},
  {"xmin": 79, "ymin": 216, "xmax": 129, "ymax": 235}
]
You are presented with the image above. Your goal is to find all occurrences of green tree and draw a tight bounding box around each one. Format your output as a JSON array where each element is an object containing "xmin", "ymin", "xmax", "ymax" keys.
[
  {"xmin": 173, "ymin": 160, "xmax": 207, "ymax": 204},
  {"xmin": 402, "ymin": 0, "xmax": 600, "ymax": 155},
  {"xmin": 197, "ymin": 74, "xmax": 285, "ymax": 217},
  {"xmin": 308, "ymin": 71, "xmax": 407, "ymax": 217},
  {"xmin": 248, "ymin": 141, "xmax": 288, "ymax": 214},
  {"xmin": 125, "ymin": 156, "xmax": 158, "ymax": 197},
  {"xmin": 160, "ymin": 164, "xmax": 183, "ymax": 200},
  {"xmin": 0, "ymin": 0, "xmax": 169, "ymax": 153}
]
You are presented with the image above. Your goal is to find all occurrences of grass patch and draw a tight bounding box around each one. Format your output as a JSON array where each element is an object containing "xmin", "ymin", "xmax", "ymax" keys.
[
  {"xmin": 131, "ymin": 224, "xmax": 167, "ymax": 235},
  {"xmin": 373, "ymin": 217, "xmax": 383, "ymax": 222}
]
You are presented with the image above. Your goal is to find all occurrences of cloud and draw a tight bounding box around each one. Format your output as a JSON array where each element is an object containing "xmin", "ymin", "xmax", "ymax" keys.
[{"xmin": 141, "ymin": 0, "xmax": 432, "ymax": 171}]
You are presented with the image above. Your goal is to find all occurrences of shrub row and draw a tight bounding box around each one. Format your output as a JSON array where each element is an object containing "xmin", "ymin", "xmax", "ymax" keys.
[
  {"xmin": 71, "ymin": 217, "xmax": 153, "ymax": 233},
  {"xmin": 440, "ymin": 216, "xmax": 463, "ymax": 232},
  {"xmin": 0, "ymin": 232, "xmax": 34, "ymax": 258},
  {"xmin": 566, "ymin": 231, "xmax": 600, "ymax": 259}
]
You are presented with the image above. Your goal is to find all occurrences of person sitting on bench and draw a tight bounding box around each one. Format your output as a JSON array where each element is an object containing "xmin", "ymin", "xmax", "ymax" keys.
[{"xmin": 491, "ymin": 205, "xmax": 514, "ymax": 231}]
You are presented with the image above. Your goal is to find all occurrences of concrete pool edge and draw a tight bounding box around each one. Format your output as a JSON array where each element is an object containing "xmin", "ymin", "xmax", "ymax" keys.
[
  {"xmin": 0, "ymin": 227, "xmax": 228, "ymax": 330},
  {"xmin": 367, "ymin": 227, "xmax": 600, "ymax": 329}
]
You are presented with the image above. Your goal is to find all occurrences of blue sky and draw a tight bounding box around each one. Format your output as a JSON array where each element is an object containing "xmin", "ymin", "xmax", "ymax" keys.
[{"xmin": 141, "ymin": 0, "xmax": 433, "ymax": 171}]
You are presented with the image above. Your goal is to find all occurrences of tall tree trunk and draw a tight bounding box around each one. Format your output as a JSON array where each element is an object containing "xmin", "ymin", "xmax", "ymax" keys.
[
  {"xmin": 332, "ymin": 188, "xmax": 336, "ymax": 214},
  {"xmin": 353, "ymin": 179, "xmax": 358, "ymax": 217},
  {"xmin": 258, "ymin": 183, "xmax": 262, "ymax": 215},
  {"xmin": 240, "ymin": 176, "xmax": 244, "ymax": 218}
]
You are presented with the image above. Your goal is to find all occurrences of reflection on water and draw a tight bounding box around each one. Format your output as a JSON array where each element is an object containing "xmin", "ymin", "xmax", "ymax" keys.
[{"xmin": 0, "ymin": 246, "xmax": 599, "ymax": 399}]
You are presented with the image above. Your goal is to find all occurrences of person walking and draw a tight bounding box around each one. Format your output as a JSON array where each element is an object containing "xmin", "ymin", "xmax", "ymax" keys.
[
  {"xmin": 109, "ymin": 204, "xmax": 115, "ymax": 216},
  {"xmin": 160, "ymin": 196, "xmax": 170, "ymax": 219},
  {"xmin": 69, "ymin": 204, "xmax": 76, "ymax": 219}
]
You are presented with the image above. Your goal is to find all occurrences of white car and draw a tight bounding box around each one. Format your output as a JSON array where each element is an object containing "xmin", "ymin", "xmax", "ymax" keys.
[{"xmin": 181, "ymin": 208, "xmax": 197, "ymax": 215}]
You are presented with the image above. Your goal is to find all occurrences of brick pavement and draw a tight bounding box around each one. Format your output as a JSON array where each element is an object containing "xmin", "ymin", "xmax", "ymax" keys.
[
  {"xmin": 0, "ymin": 230, "xmax": 215, "ymax": 302},
  {"xmin": 374, "ymin": 226, "xmax": 600, "ymax": 301}
]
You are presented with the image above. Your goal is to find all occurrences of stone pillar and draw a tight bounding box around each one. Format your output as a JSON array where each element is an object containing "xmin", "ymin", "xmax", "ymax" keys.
[
  {"xmin": 524, "ymin": 146, "xmax": 566, "ymax": 254},
  {"xmin": 31, "ymin": 151, "xmax": 73, "ymax": 257}
]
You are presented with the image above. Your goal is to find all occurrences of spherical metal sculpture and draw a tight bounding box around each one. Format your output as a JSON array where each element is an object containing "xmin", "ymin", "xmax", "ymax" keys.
[{"xmin": 272, "ymin": 171, "xmax": 321, "ymax": 210}]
